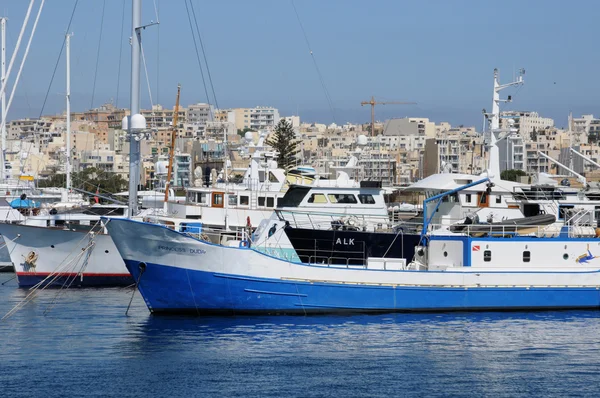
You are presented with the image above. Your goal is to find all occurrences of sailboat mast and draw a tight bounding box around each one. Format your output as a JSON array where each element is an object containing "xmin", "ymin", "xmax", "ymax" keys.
[
  {"xmin": 164, "ymin": 84, "xmax": 181, "ymax": 202},
  {"xmin": 66, "ymin": 33, "xmax": 72, "ymax": 191},
  {"xmin": 0, "ymin": 17, "xmax": 6, "ymax": 180},
  {"xmin": 128, "ymin": 0, "xmax": 142, "ymax": 217}
]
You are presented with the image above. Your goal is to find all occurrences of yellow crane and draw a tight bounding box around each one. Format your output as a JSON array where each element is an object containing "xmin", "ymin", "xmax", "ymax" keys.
[
  {"xmin": 164, "ymin": 84, "xmax": 181, "ymax": 202},
  {"xmin": 360, "ymin": 96, "xmax": 416, "ymax": 136}
]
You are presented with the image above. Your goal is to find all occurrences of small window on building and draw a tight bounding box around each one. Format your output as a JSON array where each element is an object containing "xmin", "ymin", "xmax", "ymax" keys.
[
  {"xmin": 328, "ymin": 194, "xmax": 358, "ymax": 204},
  {"xmin": 308, "ymin": 193, "xmax": 327, "ymax": 204},
  {"xmin": 228, "ymin": 195, "xmax": 237, "ymax": 206},
  {"xmin": 267, "ymin": 197, "xmax": 275, "ymax": 207},
  {"xmin": 240, "ymin": 196, "xmax": 249, "ymax": 206},
  {"xmin": 495, "ymin": 196, "xmax": 502, "ymax": 204},
  {"xmin": 465, "ymin": 194, "xmax": 472, "ymax": 203},
  {"xmin": 483, "ymin": 250, "xmax": 492, "ymax": 262},
  {"xmin": 358, "ymin": 194, "xmax": 376, "ymax": 204},
  {"xmin": 523, "ymin": 251, "xmax": 531, "ymax": 263},
  {"xmin": 258, "ymin": 197, "xmax": 266, "ymax": 206}
]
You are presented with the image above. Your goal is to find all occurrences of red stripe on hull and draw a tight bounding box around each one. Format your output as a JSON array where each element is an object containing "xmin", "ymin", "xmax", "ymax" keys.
[{"xmin": 16, "ymin": 272, "xmax": 131, "ymax": 277}]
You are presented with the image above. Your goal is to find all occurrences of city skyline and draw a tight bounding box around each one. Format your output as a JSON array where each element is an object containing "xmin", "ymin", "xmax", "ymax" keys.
[{"xmin": 0, "ymin": 0, "xmax": 598, "ymax": 128}]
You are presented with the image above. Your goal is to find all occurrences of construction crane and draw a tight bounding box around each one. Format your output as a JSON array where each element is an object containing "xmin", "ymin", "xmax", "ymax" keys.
[{"xmin": 360, "ymin": 96, "xmax": 416, "ymax": 136}]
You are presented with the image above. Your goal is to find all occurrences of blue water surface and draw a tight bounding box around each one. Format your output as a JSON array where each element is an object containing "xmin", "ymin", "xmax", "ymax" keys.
[{"xmin": 1, "ymin": 273, "xmax": 600, "ymax": 397}]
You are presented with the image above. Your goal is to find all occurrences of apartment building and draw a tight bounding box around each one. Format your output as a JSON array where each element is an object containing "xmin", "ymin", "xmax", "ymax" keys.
[{"xmin": 500, "ymin": 111, "xmax": 554, "ymax": 140}]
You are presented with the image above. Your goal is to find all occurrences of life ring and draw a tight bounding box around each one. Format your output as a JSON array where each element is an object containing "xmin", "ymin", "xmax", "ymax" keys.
[
  {"xmin": 239, "ymin": 240, "xmax": 249, "ymax": 248},
  {"xmin": 24, "ymin": 251, "xmax": 38, "ymax": 267}
]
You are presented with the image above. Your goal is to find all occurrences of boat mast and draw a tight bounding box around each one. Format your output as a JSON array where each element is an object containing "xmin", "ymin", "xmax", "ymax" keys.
[
  {"xmin": 164, "ymin": 84, "xmax": 181, "ymax": 203},
  {"xmin": 66, "ymin": 32, "xmax": 72, "ymax": 192},
  {"xmin": 487, "ymin": 68, "xmax": 524, "ymax": 178},
  {"xmin": 0, "ymin": 17, "xmax": 6, "ymax": 181},
  {"xmin": 128, "ymin": 0, "xmax": 142, "ymax": 217}
]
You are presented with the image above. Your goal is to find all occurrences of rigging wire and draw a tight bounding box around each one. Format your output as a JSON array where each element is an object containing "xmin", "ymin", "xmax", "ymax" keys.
[
  {"xmin": 2, "ymin": 0, "xmax": 45, "ymax": 130},
  {"xmin": 190, "ymin": 0, "xmax": 218, "ymax": 109},
  {"xmin": 90, "ymin": 0, "xmax": 106, "ymax": 109},
  {"xmin": 38, "ymin": 0, "xmax": 79, "ymax": 118},
  {"xmin": 9, "ymin": 0, "xmax": 78, "ymax": 220},
  {"xmin": 140, "ymin": 43, "xmax": 157, "ymax": 131},
  {"xmin": 115, "ymin": 0, "xmax": 126, "ymax": 108},
  {"xmin": 291, "ymin": 0, "xmax": 336, "ymax": 123},
  {"xmin": 184, "ymin": 0, "xmax": 211, "ymax": 106}
]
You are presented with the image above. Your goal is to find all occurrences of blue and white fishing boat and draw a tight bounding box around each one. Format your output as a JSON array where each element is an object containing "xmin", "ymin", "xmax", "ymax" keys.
[{"xmin": 104, "ymin": 173, "xmax": 600, "ymax": 314}]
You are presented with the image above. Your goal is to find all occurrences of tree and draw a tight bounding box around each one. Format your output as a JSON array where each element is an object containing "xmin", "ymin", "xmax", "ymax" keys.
[
  {"xmin": 530, "ymin": 128, "xmax": 538, "ymax": 142},
  {"xmin": 37, "ymin": 167, "xmax": 128, "ymax": 203},
  {"xmin": 266, "ymin": 119, "xmax": 300, "ymax": 170},
  {"xmin": 501, "ymin": 169, "xmax": 527, "ymax": 182}
]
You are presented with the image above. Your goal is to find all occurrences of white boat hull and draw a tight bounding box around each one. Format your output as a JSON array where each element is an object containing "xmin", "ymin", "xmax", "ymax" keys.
[{"xmin": 0, "ymin": 223, "xmax": 132, "ymax": 287}]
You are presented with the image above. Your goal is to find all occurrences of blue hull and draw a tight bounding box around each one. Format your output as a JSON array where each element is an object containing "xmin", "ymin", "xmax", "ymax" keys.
[
  {"xmin": 16, "ymin": 273, "xmax": 133, "ymax": 288},
  {"xmin": 125, "ymin": 260, "xmax": 600, "ymax": 314}
]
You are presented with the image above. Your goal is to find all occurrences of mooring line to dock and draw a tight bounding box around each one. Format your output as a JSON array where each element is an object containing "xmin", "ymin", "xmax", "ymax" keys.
[
  {"xmin": 1, "ymin": 275, "xmax": 16, "ymax": 285},
  {"xmin": 44, "ymin": 240, "xmax": 96, "ymax": 316}
]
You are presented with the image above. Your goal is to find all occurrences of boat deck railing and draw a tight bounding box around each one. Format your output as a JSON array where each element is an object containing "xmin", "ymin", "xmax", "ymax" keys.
[
  {"xmin": 428, "ymin": 222, "xmax": 598, "ymax": 239},
  {"xmin": 275, "ymin": 209, "xmax": 414, "ymax": 233}
]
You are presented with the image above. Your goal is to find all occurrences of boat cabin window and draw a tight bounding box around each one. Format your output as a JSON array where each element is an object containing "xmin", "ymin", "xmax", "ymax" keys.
[
  {"xmin": 308, "ymin": 193, "xmax": 327, "ymax": 204},
  {"xmin": 558, "ymin": 205, "xmax": 575, "ymax": 220},
  {"xmin": 328, "ymin": 194, "xmax": 357, "ymax": 204},
  {"xmin": 278, "ymin": 186, "xmax": 311, "ymax": 207},
  {"xmin": 358, "ymin": 194, "xmax": 376, "ymax": 204},
  {"xmin": 240, "ymin": 196, "xmax": 249, "ymax": 206},
  {"xmin": 495, "ymin": 196, "xmax": 502, "ymax": 204},
  {"xmin": 465, "ymin": 194, "xmax": 472, "ymax": 203},
  {"xmin": 269, "ymin": 172, "xmax": 279, "ymax": 183},
  {"xmin": 483, "ymin": 250, "xmax": 491, "ymax": 262},
  {"xmin": 441, "ymin": 193, "xmax": 459, "ymax": 203},
  {"xmin": 198, "ymin": 193, "xmax": 208, "ymax": 205},
  {"xmin": 267, "ymin": 197, "xmax": 275, "ymax": 207},
  {"xmin": 523, "ymin": 251, "xmax": 531, "ymax": 263},
  {"xmin": 212, "ymin": 193, "xmax": 224, "ymax": 208},
  {"xmin": 228, "ymin": 195, "xmax": 237, "ymax": 206},
  {"xmin": 477, "ymin": 192, "xmax": 489, "ymax": 208},
  {"xmin": 258, "ymin": 197, "xmax": 265, "ymax": 206}
]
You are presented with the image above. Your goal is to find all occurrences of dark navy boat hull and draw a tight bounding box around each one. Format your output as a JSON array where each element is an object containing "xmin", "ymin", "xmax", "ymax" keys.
[{"xmin": 283, "ymin": 227, "xmax": 421, "ymax": 265}]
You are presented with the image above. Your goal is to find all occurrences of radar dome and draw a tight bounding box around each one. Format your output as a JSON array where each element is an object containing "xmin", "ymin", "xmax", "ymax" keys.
[
  {"xmin": 244, "ymin": 131, "xmax": 254, "ymax": 142},
  {"xmin": 155, "ymin": 160, "xmax": 168, "ymax": 175},
  {"xmin": 131, "ymin": 113, "xmax": 147, "ymax": 130},
  {"xmin": 357, "ymin": 134, "xmax": 368, "ymax": 146}
]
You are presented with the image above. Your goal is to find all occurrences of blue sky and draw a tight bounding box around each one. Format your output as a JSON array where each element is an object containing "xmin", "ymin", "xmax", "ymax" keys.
[{"xmin": 0, "ymin": 0, "xmax": 598, "ymax": 128}]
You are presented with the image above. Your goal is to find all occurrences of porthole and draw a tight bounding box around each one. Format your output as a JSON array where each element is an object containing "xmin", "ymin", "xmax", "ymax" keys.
[
  {"xmin": 563, "ymin": 253, "xmax": 569, "ymax": 260},
  {"xmin": 50, "ymin": 245, "xmax": 55, "ymax": 248},
  {"xmin": 443, "ymin": 251, "xmax": 448, "ymax": 257},
  {"xmin": 105, "ymin": 250, "xmax": 109, "ymax": 254}
]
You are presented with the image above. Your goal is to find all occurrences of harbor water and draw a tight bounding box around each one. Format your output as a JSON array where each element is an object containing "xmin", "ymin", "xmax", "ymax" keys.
[{"xmin": 1, "ymin": 277, "xmax": 600, "ymax": 397}]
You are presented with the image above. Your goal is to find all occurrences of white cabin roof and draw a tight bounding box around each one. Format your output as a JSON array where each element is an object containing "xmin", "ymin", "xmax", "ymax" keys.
[{"xmin": 405, "ymin": 173, "xmax": 527, "ymax": 193}]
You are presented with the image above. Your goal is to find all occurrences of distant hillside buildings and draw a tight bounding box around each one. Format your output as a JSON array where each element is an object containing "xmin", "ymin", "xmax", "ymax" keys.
[{"xmin": 4, "ymin": 99, "xmax": 600, "ymax": 187}]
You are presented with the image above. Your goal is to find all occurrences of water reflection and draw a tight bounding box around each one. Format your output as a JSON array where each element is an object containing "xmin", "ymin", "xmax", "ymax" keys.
[{"xmin": 1, "ymin": 284, "xmax": 600, "ymax": 396}]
